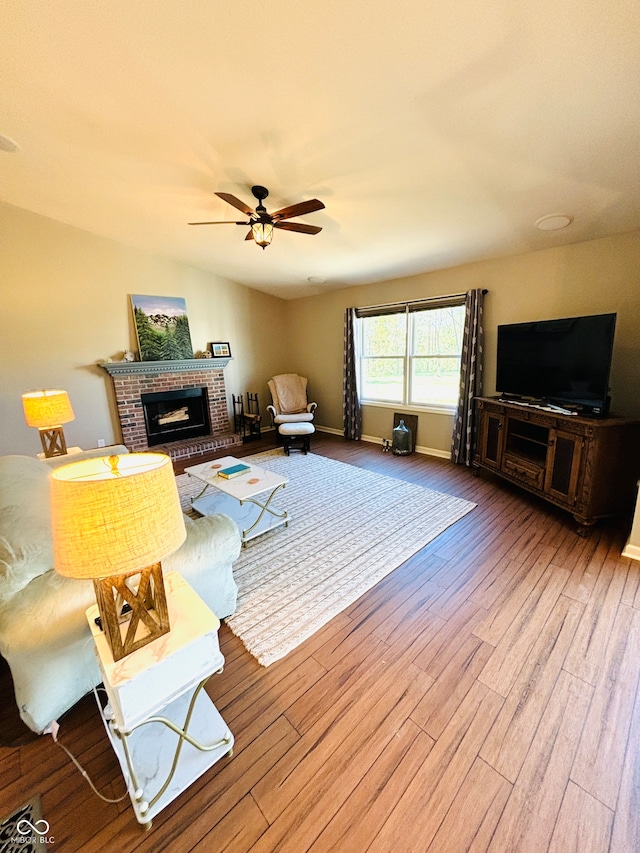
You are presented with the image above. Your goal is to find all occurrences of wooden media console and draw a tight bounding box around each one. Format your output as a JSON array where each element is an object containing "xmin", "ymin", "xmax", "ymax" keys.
[{"xmin": 473, "ymin": 397, "xmax": 640, "ymax": 535}]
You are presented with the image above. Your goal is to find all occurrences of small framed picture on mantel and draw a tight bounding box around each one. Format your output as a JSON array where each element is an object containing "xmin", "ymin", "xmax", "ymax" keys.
[{"xmin": 209, "ymin": 342, "xmax": 231, "ymax": 358}]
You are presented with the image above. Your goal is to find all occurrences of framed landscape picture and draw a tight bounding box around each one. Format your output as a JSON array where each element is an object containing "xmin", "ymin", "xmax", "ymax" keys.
[
  {"xmin": 209, "ymin": 342, "xmax": 232, "ymax": 357},
  {"xmin": 131, "ymin": 295, "xmax": 194, "ymax": 361}
]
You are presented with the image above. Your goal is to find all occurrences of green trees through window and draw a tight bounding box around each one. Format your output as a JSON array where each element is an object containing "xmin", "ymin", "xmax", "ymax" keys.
[{"xmin": 358, "ymin": 304, "xmax": 465, "ymax": 408}]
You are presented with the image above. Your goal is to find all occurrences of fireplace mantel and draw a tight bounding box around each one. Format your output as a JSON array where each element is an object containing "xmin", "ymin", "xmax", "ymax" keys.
[
  {"xmin": 100, "ymin": 357, "xmax": 241, "ymax": 460},
  {"xmin": 100, "ymin": 357, "xmax": 232, "ymax": 377}
]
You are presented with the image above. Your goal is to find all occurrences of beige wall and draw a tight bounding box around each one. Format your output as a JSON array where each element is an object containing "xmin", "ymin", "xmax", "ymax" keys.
[
  {"xmin": 2, "ymin": 200, "xmax": 638, "ymax": 459},
  {"xmin": 287, "ymin": 230, "xmax": 640, "ymax": 453},
  {"xmin": 0, "ymin": 202, "xmax": 288, "ymax": 456}
]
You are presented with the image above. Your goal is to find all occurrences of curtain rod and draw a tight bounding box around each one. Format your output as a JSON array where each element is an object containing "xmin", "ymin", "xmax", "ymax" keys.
[{"xmin": 356, "ymin": 289, "xmax": 488, "ymax": 312}]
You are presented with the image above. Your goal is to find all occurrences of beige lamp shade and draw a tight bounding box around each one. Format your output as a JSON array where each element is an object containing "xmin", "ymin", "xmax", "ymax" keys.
[
  {"xmin": 51, "ymin": 452, "xmax": 186, "ymax": 580},
  {"xmin": 22, "ymin": 389, "xmax": 75, "ymax": 428}
]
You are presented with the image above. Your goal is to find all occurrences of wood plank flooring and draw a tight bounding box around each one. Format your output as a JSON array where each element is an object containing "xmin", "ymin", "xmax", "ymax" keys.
[{"xmin": 2, "ymin": 433, "xmax": 639, "ymax": 851}]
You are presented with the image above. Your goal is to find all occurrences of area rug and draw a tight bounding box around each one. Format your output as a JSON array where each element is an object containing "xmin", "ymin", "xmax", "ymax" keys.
[
  {"xmin": 177, "ymin": 451, "xmax": 475, "ymax": 666},
  {"xmin": 0, "ymin": 795, "xmax": 48, "ymax": 850}
]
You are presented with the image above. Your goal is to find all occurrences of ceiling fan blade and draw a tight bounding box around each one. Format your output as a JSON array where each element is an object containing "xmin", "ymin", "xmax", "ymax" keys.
[
  {"xmin": 188, "ymin": 220, "xmax": 249, "ymax": 225},
  {"xmin": 215, "ymin": 192, "xmax": 256, "ymax": 216},
  {"xmin": 245, "ymin": 230, "xmax": 254, "ymax": 241},
  {"xmin": 274, "ymin": 221, "xmax": 322, "ymax": 235},
  {"xmin": 271, "ymin": 199, "xmax": 325, "ymax": 221}
]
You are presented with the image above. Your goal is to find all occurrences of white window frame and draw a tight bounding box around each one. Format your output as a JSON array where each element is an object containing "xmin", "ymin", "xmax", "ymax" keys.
[{"xmin": 356, "ymin": 297, "xmax": 466, "ymax": 415}]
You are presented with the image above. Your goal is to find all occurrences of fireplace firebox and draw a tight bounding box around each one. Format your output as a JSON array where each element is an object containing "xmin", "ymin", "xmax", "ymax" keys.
[{"xmin": 141, "ymin": 387, "xmax": 211, "ymax": 446}]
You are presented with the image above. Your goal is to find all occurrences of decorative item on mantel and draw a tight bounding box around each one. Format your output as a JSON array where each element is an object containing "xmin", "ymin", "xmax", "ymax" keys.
[
  {"xmin": 209, "ymin": 342, "xmax": 231, "ymax": 358},
  {"xmin": 101, "ymin": 350, "xmax": 139, "ymax": 363},
  {"xmin": 131, "ymin": 294, "xmax": 194, "ymax": 361}
]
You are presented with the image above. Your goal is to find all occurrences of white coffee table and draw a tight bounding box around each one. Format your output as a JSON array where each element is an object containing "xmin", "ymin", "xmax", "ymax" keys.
[{"xmin": 184, "ymin": 456, "xmax": 289, "ymax": 545}]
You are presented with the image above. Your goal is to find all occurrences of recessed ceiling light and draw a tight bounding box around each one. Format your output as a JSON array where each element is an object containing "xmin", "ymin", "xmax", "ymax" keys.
[
  {"xmin": 535, "ymin": 213, "xmax": 574, "ymax": 231},
  {"xmin": 307, "ymin": 276, "xmax": 326, "ymax": 284},
  {"xmin": 0, "ymin": 133, "xmax": 20, "ymax": 153}
]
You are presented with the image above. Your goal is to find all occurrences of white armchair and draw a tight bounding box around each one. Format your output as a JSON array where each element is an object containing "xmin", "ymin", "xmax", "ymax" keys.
[
  {"xmin": 267, "ymin": 374, "xmax": 317, "ymax": 426},
  {"xmin": 267, "ymin": 374, "xmax": 317, "ymax": 454}
]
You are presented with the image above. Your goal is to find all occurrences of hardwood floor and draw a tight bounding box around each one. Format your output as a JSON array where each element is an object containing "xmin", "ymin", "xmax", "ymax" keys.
[{"xmin": 2, "ymin": 433, "xmax": 639, "ymax": 851}]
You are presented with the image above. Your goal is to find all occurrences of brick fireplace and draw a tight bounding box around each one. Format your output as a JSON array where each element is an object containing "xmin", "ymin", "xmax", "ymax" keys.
[{"xmin": 101, "ymin": 359, "xmax": 242, "ymax": 461}]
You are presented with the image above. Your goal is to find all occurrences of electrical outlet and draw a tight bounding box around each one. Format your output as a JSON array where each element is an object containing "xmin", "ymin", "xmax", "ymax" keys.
[{"xmin": 97, "ymin": 438, "xmax": 106, "ymax": 447}]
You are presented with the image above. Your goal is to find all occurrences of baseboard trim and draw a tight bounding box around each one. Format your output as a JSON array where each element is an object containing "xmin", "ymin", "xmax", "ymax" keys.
[
  {"xmin": 314, "ymin": 425, "xmax": 451, "ymax": 460},
  {"xmin": 622, "ymin": 542, "xmax": 640, "ymax": 562},
  {"xmin": 315, "ymin": 425, "xmax": 342, "ymax": 437}
]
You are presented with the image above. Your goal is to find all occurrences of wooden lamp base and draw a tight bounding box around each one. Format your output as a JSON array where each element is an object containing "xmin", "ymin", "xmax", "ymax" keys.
[
  {"xmin": 39, "ymin": 426, "xmax": 68, "ymax": 458},
  {"xmin": 93, "ymin": 563, "xmax": 170, "ymax": 661}
]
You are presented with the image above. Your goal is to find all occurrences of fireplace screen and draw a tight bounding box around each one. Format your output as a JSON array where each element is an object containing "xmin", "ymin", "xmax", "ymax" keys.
[{"xmin": 141, "ymin": 387, "xmax": 211, "ymax": 446}]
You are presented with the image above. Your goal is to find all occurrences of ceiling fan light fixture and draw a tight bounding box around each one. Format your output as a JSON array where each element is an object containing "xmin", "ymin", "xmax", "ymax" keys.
[
  {"xmin": 193, "ymin": 185, "xmax": 324, "ymax": 248},
  {"xmin": 252, "ymin": 220, "xmax": 273, "ymax": 249}
]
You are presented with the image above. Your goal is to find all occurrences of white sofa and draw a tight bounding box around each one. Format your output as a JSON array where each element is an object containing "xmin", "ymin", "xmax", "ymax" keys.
[{"xmin": 0, "ymin": 449, "xmax": 241, "ymax": 733}]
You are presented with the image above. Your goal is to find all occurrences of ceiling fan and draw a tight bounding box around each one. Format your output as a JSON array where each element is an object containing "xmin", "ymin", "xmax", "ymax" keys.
[{"xmin": 188, "ymin": 185, "xmax": 325, "ymax": 249}]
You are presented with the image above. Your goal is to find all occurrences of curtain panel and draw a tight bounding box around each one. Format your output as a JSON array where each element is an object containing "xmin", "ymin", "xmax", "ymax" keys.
[
  {"xmin": 451, "ymin": 288, "xmax": 485, "ymax": 465},
  {"xmin": 343, "ymin": 307, "xmax": 362, "ymax": 440}
]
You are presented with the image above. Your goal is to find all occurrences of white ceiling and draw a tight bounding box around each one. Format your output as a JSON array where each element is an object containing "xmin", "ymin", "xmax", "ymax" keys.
[{"xmin": 2, "ymin": 0, "xmax": 639, "ymax": 299}]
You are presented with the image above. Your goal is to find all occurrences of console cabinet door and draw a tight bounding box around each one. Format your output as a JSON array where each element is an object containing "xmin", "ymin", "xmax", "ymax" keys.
[
  {"xmin": 477, "ymin": 410, "xmax": 504, "ymax": 470},
  {"xmin": 545, "ymin": 430, "xmax": 583, "ymax": 505}
]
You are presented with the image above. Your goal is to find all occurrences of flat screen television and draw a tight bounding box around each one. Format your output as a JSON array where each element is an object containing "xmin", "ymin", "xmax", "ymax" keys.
[{"xmin": 496, "ymin": 312, "xmax": 616, "ymax": 416}]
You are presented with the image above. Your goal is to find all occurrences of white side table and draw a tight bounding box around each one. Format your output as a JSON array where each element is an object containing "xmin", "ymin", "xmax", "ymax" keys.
[{"xmin": 86, "ymin": 572, "xmax": 233, "ymax": 829}]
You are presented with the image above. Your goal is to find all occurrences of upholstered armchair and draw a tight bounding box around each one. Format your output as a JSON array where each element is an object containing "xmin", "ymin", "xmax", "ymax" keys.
[
  {"xmin": 268, "ymin": 375, "xmax": 317, "ymax": 453},
  {"xmin": 267, "ymin": 374, "xmax": 317, "ymax": 429}
]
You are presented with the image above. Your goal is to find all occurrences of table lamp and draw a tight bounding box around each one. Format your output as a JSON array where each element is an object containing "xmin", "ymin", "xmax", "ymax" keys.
[
  {"xmin": 22, "ymin": 389, "xmax": 75, "ymax": 458},
  {"xmin": 51, "ymin": 452, "xmax": 186, "ymax": 661}
]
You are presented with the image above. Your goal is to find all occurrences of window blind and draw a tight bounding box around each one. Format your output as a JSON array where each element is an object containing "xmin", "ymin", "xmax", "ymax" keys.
[{"xmin": 355, "ymin": 293, "xmax": 466, "ymax": 319}]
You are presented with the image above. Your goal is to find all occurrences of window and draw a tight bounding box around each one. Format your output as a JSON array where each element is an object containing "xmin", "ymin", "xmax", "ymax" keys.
[{"xmin": 357, "ymin": 299, "xmax": 465, "ymax": 410}]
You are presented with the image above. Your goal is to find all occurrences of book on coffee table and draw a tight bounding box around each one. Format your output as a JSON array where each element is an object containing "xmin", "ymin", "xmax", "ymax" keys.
[{"xmin": 218, "ymin": 463, "xmax": 251, "ymax": 479}]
